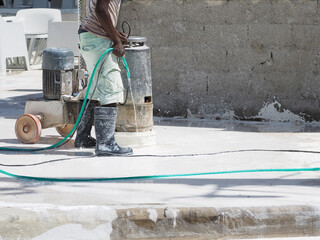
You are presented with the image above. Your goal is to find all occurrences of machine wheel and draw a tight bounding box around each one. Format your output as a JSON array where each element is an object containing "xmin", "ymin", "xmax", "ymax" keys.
[
  {"xmin": 56, "ymin": 124, "xmax": 74, "ymax": 137},
  {"xmin": 15, "ymin": 114, "xmax": 42, "ymax": 144}
]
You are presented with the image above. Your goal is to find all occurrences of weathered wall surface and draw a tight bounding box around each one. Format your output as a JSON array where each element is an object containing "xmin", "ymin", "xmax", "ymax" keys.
[{"xmin": 119, "ymin": 0, "xmax": 320, "ymax": 121}]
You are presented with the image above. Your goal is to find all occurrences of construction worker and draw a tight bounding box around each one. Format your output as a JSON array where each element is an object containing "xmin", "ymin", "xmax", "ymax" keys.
[{"xmin": 76, "ymin": 0, "xmax": 133, "ymax": 156}]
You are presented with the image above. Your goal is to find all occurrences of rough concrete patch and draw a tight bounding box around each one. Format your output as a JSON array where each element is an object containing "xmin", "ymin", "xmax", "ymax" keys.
[
  {"xmin": 111, "ymin": 206, "xmax": 320, "ymax": 239},
  {"xmin": 164, "ymin": 208, "xmax": 180, "ymax": 227},
  {"xmin": 1, "ymin": 205, "xmax": 320, "ymax": 239},
  {"xmin": 186, "ymin": 99, "xmax": 309, "ymax": 123},
  {"xmin": 256, "ymin": 100, "xmax": 306, "ymax": 122},
  {"xmin": 147, "ymin": 209, "xmax": 158, "ymax": 223}
]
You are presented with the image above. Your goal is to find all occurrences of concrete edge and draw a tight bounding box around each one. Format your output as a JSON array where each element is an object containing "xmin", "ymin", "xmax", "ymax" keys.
[{"xmin": 1, "ymin": 205, "xmax": 320, "ymax": 239}]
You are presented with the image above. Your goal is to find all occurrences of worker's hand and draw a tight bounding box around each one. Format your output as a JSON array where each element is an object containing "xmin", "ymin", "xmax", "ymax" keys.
[
  {"xmin": 113, "ymin": 41, "xmax": 125, "ymax": 58},
  {"xmin": 118, "ymin": 31, "xmax": 129, "ymax": 45}
]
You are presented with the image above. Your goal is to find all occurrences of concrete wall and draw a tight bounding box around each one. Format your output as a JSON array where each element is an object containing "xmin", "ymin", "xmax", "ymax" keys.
[{"xmin": 119, "ymin": 0, "xmax": 320, "ymax": 122}]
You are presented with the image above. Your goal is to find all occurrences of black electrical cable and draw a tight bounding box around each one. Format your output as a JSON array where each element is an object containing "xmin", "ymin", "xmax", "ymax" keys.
[
  {"xmin": 129, "ymin": 149, "xmax": 320, "ymax": 158},
  {"xmin": 1, "ymin": 149, "xmax": 320, "ymax": 168},
  {"xmin": 121, "ymin": 20, "xmax": 131, "ymax": 39}
]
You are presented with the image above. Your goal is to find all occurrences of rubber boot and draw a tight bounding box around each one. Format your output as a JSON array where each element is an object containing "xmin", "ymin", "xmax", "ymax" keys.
[
  {"xmin": 74, "ymin": 100, "xmax": 97, "ymax": 148},
  {"xmin": 94, "ymin": 106, "xmax": 133, "ymax": 156}
]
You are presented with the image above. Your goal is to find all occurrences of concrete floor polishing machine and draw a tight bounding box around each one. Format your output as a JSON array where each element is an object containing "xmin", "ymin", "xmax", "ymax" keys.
[{"xmin": 14, "ymin": 36, "xmax": 153, "ymax": 145}]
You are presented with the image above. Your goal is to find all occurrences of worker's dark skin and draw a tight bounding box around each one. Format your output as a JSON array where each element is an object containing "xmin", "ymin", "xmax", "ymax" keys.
[{"xmin": 96, "ymin": 0, "xmax": 128, "ymax": 57}]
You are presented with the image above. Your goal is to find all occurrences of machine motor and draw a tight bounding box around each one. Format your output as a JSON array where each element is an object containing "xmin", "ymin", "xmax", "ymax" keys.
[{"xmin": 42, "ymin": 48, "xmax": 78, "ymax": 100}]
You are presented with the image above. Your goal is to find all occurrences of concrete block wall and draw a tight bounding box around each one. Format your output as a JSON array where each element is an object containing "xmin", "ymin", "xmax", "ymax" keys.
[{"xmin": 119, "ymin": 0, "xmax": 320, "ymax": 122}]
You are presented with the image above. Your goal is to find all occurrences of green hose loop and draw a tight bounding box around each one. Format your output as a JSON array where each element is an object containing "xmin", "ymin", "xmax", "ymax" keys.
[
  {"xmin": 0, "ymin": 167, "xmax": 320, "ymax": 182},
  {"xmin": 0, "ymin": 48, "xmax": 126, "ymax": 152}
]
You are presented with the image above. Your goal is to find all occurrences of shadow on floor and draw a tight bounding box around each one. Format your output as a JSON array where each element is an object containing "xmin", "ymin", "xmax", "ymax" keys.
[
  {"xmin": 0, "ymin": 176, "xmax": 318, "ymax": 200},
  {"xmin": 0, "ymin": 177, "xmax": 53, "ymax": 196},
  {"xmin": 0, "ymin": 92, "xmax": 43, "ymax": 119}
]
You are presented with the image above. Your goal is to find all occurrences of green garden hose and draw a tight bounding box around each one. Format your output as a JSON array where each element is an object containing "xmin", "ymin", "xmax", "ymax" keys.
[{"xmin": 0, "ymin": 167, "xmax": 320, "ymax": 182}]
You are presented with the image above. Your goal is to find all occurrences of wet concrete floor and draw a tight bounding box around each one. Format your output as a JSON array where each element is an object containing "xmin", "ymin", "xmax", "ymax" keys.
[
  {"xmin": 0, "ymin": 70, "xmax": 320, "ymax": 209},
  {"xmin": 1, "ymin": 70, "xmax": 320, "ymax": 240}
]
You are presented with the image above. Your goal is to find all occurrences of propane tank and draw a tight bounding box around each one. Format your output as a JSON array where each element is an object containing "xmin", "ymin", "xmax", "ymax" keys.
[{"xmin": 117, "ymin": 36, "xmax": 153, "ymax": 132}]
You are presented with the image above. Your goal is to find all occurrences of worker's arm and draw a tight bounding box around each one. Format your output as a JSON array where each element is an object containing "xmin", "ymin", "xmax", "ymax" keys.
[{"xmin": 96, "ymin": 0, "xmax": 126, "ymax": 57}]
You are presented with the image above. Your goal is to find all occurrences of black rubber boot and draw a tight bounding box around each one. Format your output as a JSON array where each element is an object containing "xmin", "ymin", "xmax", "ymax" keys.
[
  {"xmin": 74, "ymin": 100, "xmax": 97, "ymax": 148},
  {"xmin": 94, "ymin": 106, "xmax": 133, "ymax": 156}
]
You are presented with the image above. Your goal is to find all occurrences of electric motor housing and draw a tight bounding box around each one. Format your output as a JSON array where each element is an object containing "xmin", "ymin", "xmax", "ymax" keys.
[{"xmin": 42, "ymin": 48, "xmax": 75, "ymax": 100}]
